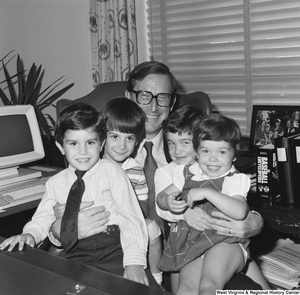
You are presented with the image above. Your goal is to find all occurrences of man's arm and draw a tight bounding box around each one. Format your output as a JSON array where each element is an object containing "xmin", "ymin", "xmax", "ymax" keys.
[
  {"xmin": 50, "ymin": 202, "xmax": 110, "ymax": 243},
  {"xmin": 209, "ymin": 210, "xmax": 263, "ymax": 239}
]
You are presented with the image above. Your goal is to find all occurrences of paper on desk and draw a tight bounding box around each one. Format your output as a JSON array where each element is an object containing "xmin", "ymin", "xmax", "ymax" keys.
[{"xmin": 257, "ymin": 238, "xmax": 300, "ymax": 289}]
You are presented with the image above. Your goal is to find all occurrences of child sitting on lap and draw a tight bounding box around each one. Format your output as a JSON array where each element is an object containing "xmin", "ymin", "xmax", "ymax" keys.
[
  {"xmin": 155, "ymin": 109, "xmax": 270, "ymax": 294},
  {"xmin": 99, "ymin": 97, "xmax": 164, "ymax": 287}
]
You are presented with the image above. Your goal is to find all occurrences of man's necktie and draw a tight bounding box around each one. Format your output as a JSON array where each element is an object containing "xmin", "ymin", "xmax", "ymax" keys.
[
  {"xmin": 143, "ymin": 141, "xmax": 165, "ymax": 235},
  {"xmin": 60, "ymin": 169, "xmax": 86, "ymax": 251}
]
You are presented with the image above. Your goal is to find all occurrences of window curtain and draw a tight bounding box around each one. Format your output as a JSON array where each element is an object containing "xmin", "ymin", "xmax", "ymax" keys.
[
  {"xmin": 147, "ymin": 0, "xmax": 300, "ymax": 136},
  {"xmin": 89, "ymin": 0, "xmax": 138, "ymax": 87}
]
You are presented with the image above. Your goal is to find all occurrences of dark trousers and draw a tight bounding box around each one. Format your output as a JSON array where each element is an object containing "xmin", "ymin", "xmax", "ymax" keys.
[{"xmin": 59, "ymin": 229, "xmax": 159, "ymax": 288}]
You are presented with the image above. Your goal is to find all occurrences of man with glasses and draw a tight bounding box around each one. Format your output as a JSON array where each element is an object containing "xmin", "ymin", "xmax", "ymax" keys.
[
  {"xmin": 50, "ymin": 61, "xmax": 264, "ymax": 290},
  {"xmin": 125, "ymin": 61, "xmax": 264, "ymax": 291}
]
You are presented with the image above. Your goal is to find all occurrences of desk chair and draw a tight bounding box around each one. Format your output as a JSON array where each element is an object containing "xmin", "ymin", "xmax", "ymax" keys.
[
  {"xmin": 56, "ymin": 81, "xmax": 128, "ymax": 118},
  {"xmin": 56, "ymin": 81, "xmax": 212, "ymax": 116}
]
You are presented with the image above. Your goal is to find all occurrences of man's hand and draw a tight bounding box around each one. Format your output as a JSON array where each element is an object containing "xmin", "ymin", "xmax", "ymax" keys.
[
  {"xmin": 183, "ymin": 207, "xmax": 211, "ymax": 231},
  {"xmin": 53, "ymin": 202, "xmax": 65, "ymax": 219},
  {"xmin": 209, "ymin": 210, "xmax": 263, "ymax": 239},
  {"xmin": 51, "ymin": 202, "xmax": 110, "ymax": 240},
  {"xmin": 77, "ymin": 205, "xmax": 110, "ymax": 239},
  {"xmin": 123, "ymin": 265, "xmax": 149, "ymax": 286}
]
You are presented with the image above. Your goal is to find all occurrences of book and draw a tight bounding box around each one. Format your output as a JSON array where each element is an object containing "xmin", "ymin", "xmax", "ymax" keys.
[
  {"xmin": 256, "ymin": 144, "xmax": 281, "ymax": 205},
  {"xmin": 289, "ymin": 134, "xmax": 300, "ymax": 208},
  {"xmin": 274, "ymin": 133, "xmax": 300, "ymax": 204}
]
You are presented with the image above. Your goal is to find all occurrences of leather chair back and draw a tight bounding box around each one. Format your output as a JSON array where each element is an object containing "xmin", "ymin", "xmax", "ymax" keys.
[
  {"xmin": 56, "ymin": 81, "xmax": 127, "ymax": 117},
  {"xmin": 56, "ymin": 81, "xmax": 212, "ymax": 116}
]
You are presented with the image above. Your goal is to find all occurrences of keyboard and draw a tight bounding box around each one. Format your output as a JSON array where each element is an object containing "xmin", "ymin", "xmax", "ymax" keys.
[{"xmin": 0, "ymin": 177, "xmax": 49, "ymax": 210}]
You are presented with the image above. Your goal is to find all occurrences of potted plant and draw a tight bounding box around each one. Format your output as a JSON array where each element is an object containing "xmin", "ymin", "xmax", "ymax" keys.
[
  {"xmin": 0, "ymin": 50, "xmax": 74, "ymax": 140},
  {"xmin": 0, "ymin": 51, "xmax": 74, "ymax": 168}
]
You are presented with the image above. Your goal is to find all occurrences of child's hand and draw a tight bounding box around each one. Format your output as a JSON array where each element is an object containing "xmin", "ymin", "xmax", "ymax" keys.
[
  {"xmin": 167, "ymin": 192, "xmax": 187, "ymax": 213},
  {"xmin": 0, "ymin": 233, "xmax": 35, "ymax": 252},
  {"xmin": 186, "ymin": 188, "xmax": 205, "ymax": 207},
  {"xmin": 123, "ymin": 265, "xmax": 149, "ymax": 285}
]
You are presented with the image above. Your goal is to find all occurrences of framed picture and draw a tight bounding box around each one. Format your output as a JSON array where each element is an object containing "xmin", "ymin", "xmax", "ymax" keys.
[{"xmin": 249, "ymin": 105, "xmax": 300, "ymax": 151}]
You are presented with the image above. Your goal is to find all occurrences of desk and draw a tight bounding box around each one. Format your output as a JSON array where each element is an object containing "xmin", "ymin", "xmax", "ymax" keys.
[
  {"xmin": 0, "ymin": 236, "xmax": 171, "ymax": 295},
  {"xmin": 0, "ymin": 166, "xmax": 61, "ymax": 237}
]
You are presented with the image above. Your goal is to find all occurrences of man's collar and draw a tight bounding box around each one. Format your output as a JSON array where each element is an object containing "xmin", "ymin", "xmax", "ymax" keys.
[
  {"xmin": 150, "ymin": 129, "xmax": 163, "ymax": 152},
  {"xmin": 138, "ymin": 129, "xmax": 163, "ymax": 153}
]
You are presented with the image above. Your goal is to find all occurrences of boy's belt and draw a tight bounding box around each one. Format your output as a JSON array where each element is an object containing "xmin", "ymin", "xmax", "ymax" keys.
[{"xmin": 103, "ymin": 224, "xmax": 120, "ymax": 234}]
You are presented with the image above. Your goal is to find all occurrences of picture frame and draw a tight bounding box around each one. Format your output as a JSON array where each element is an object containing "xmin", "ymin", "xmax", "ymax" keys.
[{"xmin": 249, "ymin": 105, "xmax": 300, "ymax": 151}]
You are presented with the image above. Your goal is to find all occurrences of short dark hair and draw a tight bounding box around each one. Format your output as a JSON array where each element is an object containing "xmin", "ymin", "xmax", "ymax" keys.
[
  {"xmin": 163, "ymin": 105, "xmax": 207, "ymax": 136},
  {"xmin": 193, "ymin": 114, "xmax": 242, "ymax": 155},
  {"xmin": 126, "ymin": 61, "xmax": 179, "ymax": 104},
  {"xmin": 99, "ymin": 97, "xmax": 146, "ymax": 156},
  {"xmin": 55, "ymin": 102, "xmax": 105, "ymax": 145}
]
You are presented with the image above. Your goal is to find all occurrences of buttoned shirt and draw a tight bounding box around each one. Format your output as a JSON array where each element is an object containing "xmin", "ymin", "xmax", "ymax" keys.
[
  {"xmin": 155, "ymin": 161, "xmax": 185, "ymax": 222},
  {"xmin": 24, "ymin": 159, "xmax": 148, "ymax": 268},
  {"xmin": 135, "ymin": 129, "xmax": 168, "ymax": 169}
]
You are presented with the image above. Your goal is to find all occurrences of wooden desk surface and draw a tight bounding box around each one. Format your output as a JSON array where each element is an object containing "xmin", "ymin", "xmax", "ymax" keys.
[{"xmin": 0, "ymin": 237, "xmax": 171, "ymax": 295}]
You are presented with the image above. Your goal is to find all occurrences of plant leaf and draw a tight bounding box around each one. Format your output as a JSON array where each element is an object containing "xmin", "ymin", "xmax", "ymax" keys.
[
  {"xmin": 0, "ymin": 50, "xmax": 15, "ymax": 63},
  {"xmin": 38, "ymin": 83, "xmax": 74, "ymax": 111},
  {"xmin": 37, "ymin": 76, "xmax": 65, "ymax": 102},
  {"xmin": 0, "ymin": 71, "xmax": 26, "ymax": 85},
  {"xmin": 27, "ymin": 80, "xmax": 42, "ymax": 105},
  {"xmin": 0, "ymin": 87, "xmax": 12, "ymax": 105},
  {"xmin": 34, "ymin": 106, "xmax": 52, "ymax": 140},
  {"xmin": 2, "ymin": 61, "xmax": 17, "ymax": 104},
  {"xmin": 17, "ymin": 92, "xmax": 26, "ymax": 105},
  {"xmin": 16, "ymin": 55, "xmax": 25, "ymax": 101},
  {"xmin": 24, "ymin": 63, "xmax": 39, "ymax": 103}
]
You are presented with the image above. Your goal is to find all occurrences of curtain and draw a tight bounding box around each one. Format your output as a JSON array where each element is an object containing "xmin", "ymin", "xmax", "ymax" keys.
[
  {"xmin": 90, "ymin": 0, "xmax": 138, "ymax": 87},
  {"xmin": 147, "ymin": 0, "xmax": 300, "ymax": 136}
]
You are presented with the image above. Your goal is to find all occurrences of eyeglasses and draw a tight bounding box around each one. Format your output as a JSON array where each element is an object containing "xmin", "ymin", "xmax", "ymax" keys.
[{"xmin": 132, "ymin": 90, "xmax": 172, "ymax": 107}]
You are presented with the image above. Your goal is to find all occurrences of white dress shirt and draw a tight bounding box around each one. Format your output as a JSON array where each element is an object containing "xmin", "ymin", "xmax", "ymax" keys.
[
  {"xmin": 134, "ymin": 129, "xmax": 168, "ymax": 169},
  {"xmin": 155, "ymin": 161, "xmax": 185, "ymax": 222},
  {"xmin": 24, "ymin": 159, "xmax": 148, "ymax": 268}
]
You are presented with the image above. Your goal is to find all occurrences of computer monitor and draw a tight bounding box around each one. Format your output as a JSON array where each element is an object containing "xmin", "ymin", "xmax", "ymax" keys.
[{"xmin": 0, "ymin": 105, "xmax": 45, "ymax": 181}]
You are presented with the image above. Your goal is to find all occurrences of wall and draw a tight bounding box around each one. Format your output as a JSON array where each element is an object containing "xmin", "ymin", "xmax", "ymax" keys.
[
  {"xmin": 0, "ymin": 0, "xmax": 148, "ymax": 120},
  {"xmin": 0, "ymin": 0, "xmax": 92, "ymax": 119}
]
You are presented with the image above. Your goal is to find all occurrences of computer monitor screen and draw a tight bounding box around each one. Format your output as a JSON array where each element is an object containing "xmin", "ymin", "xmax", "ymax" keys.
[{"xmin": 0, "ymin": 105, "xmax": 45, "ymax": 172}]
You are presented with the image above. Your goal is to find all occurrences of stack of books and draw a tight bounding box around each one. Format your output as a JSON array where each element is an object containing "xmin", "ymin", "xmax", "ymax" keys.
[
  {"xmin": 273, "ymin": 132, "xmax": 300, "ymax": 206},
  {"xmin": 256, "ymin": 239, "xmax": 300, "ymax": 289},
  {"xmin": 256, "ymin": 132, "xmax": 300, "ymax": 206}
]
